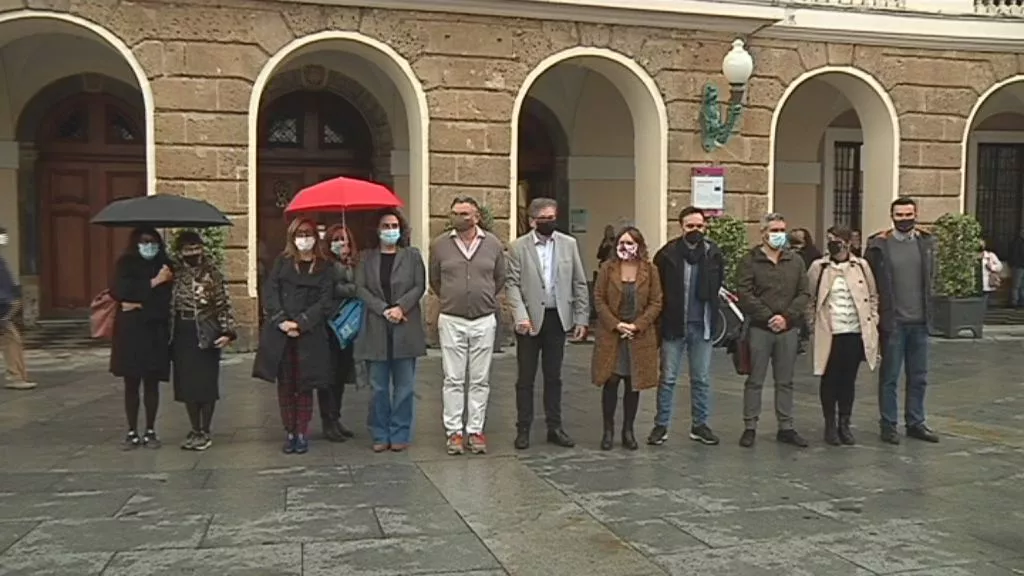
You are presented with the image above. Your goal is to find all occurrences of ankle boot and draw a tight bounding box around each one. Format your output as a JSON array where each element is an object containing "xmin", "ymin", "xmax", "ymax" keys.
[
  {"xmin": 837, "ymin": 416, "xmax": 856, "ymax": 445},
  {"xmin": 824, "ymin": 417, "xmax": 840, "ymax": 446},
  {"xmin": 621, "ymin": 426, "xmax": 638, "ymax": 450},
  {"xmin": 600, "ymin": 421, "xmax": 614, "ymax": 451},
  {"xmin": 322, "ymin": 418, "xmax": 345, "ymax": 443}
]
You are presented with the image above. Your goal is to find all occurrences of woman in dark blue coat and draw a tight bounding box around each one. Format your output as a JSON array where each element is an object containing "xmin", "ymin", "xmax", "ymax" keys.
[{"xmin": 110, "ymin": 227, "xmax": 173, "ymax": 450}]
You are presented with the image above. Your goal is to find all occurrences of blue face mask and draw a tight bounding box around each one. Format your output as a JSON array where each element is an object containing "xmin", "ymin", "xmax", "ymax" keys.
[
  {"xmin": 379, "ymin": 229, "xmax": 401, "ymax": 246},
  {"xmin": 138, "ymin": 242, "xmax": 159, "ymax": 260},
  {"xmin": 330, "ymin": 241, "xmax": 346, "ymax": 257},
  {"xmin": 767, "ymin": 232, "xmax": 788, "ymax": 250}
]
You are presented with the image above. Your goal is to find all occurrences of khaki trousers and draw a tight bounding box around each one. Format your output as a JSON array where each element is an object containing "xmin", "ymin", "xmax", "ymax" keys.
[{"xmin": 1, "ymin": 299, "xmax": 28, "ymax": 382}]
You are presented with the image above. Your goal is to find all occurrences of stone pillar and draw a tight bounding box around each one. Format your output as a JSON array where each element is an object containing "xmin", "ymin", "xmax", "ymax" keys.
[{"xmin": 15, "ymin": 146, "xmax": 38, "ymax": 328}]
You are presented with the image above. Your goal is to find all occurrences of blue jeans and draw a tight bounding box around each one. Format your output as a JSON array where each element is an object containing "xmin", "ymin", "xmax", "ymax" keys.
[
  {"xmin": 367, "ymin": 358, "xmax": 417, "ymax": 445},
  {"xmin": 655, "ymin": 323, "xmax": 713, "ymax": 428},
  {"xmin": 877, "ymin": 323, "xmax": 929, "ymax": 429}
]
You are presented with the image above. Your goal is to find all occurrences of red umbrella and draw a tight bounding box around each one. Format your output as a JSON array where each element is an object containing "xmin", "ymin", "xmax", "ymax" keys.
[{"xmin": 285, "ymin": 177, "xmax": 403, "ymax": 215}]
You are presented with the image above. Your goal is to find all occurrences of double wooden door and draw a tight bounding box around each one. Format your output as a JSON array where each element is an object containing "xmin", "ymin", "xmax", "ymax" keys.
[{"xmin": 39, "ymin": 160, "xmax": 146, "ymax": 317}]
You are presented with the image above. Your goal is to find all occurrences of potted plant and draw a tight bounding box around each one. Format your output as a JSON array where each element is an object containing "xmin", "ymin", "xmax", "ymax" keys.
[
  {"xmin": 931, "ymin": 212, "xmax": 986, "ymax": 339},
  {"xmin": 169, "ymin": 227, "xmax": 227, "ymax": 267},
  {"xmin": 706, "ymin": 214, "xmax": 749, "ymax": 289}
]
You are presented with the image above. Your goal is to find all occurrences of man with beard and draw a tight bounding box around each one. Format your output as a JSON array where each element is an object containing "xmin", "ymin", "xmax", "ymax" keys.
[{"xmin": 648, "ymin": 207, "xmax": 725, "ymax": 446}]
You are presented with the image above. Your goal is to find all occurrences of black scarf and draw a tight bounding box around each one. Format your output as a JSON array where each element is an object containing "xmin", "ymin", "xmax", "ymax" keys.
[
  {"xmin": 677, "ymin": 238, "xmax": 707, "ymax": 265},
  {"xmin": 675, "ymin": 239, "xmax": 713, "ymax": 303}
]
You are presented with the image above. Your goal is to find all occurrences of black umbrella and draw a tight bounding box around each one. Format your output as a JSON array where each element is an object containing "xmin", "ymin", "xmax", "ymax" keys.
[{"xmin": 91, "ymin": 194, "xmax": 232, "ymax": 228}]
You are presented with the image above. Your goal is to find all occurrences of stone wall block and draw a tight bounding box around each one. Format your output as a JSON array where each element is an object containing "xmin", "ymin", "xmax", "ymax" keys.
[
  {"xmin": 901, "ymin": 113, "xmax": 965, "ymax": 142},
  {"xmin": 253, "ymin": 11, "xmax": 295, "ymax": 55},
  {"xmin": 665, "ymin": 101, "xmax": 702, "ymax": 132},
  {"xmin": 901, "ymin": 141, "xmax": 961, "ymax": 169},
  {"xmin": 750, "ymin": 47, "xmax": 802, "ymax": 85},
  {"xmin": 429, "ymin": 185, "xmax": 495, "ymax": 216},
  {"xmin": 745, "ymin": 193, "xmax": 769, "ymax": 220},
  {"xmin": 796, "ymin": 42, "xmax": 827, "ymax": 71},
  {"xmin": 185, "ymin": 113, "xmax": 248, "ymax": 146},
  {"xmin": 483, "ymin": 187, "xmax": 511, "ymax": 219},
  {"xmin": 579, "ymin": 23, "xmax": 611, "ymax": 47},
  {"xmin": 724, "ymin": 193, "xmax": 745, "ymax": 219},
  {"xmin": 152, "ymin": 78, "xmax": 218, "ymax": 111},
  {"xmin": 667, "ymin": 130, "xmax": 693, "ymax": 163},
  {"xmin": 852, "ymin": 45, "xmax": 887, "ymax": 82},
  {"xmin": 430, "ymin": 121, "xmax": 510, "ymax": 155},
  {"xmin": 746, "ymin": 76, "xmax": 786, "ymax": 110},
  {"xmin": 924, "ymin": 87, "xmax": 979, "ymax": 116},
  {"xmin": 826, "ymin": 44, "xmax": 854, "ymax": 66},
  {"xmin": 225, "ymin": 215, "xmax": 248, "ymax": 246},
  {"xmin": 883, "ymin": 57, "xmax": 977, "ymax": 90},
  {"xmin": 217, "ymin": 148, "xmax": 248, "ymax": 180},
  {"xmin": 642, "ymin": 38, "xmax": 723, "ymax": 76},
  {"xmin": 132, "ymin": 41, "xmax": 166, "ymax": 79},
  {"xmin": 224, "ymin": 246, "xmax": 248, "ymax": 283},
  {"xmin": 0, "ymin": 0, "xmax": 25, "ymax": 12},
  {"xmin": 151, "ymin": 6, "xmax": 258, "ymax": 44},
  {"xmin": 417, "ymin": 20, "xmax": 516, "ymax": 58},
  {"xmin": 915, "ymin": 195, "xmax": 961, "ymax": 222},
  {"xmin": 656, "ymin": 71, "xmax": 718, "ymax": 104},
  {"xmin": 430, "ymin": 153, "xmax": 508, "ymax": 187},
  {"xmin": 667, "ymin": 162, "xmax": 698, "ymax": 192},
  {"xmin": 159, "ymin": 180, "xmax": 247, "ymax": 213},
  {"xmin": 427, "ymin": 89, "xmax": 513, "ymax": 122},
  {"xmin": 184, "ymin": 43, "xmax": 266, "ymax": 80},
  {"xmin": 217, "ymin": 79, "xmax": 252, "ymax": 112},
  {"xmin": 889, "ymin": 85, "xmax": 928, "ymax": 114},
  {"xmin": 739, "ymin": 107, "xmax": 773, "ymax": 138},
  {"xmin": 416, "ymin": 56, "xmax": 526, "ymax": 91},
  {"xmin": 154, "ymin": 112, "xmax": 187, "ymax": 144},
  {"xmin": 156, "ymin": 146, "xmax": 219, "ymax": 180},
  {"xmin": 608, "ymin": 26, "xmax": 653, "ymax": 58},
  {"xmin": 900, "ymin": 167, "xmax": 942, "ymax": 195},
  {"xmin": 357, "ymin": 9, "xmax": 426, "ymax": 61},
  {"xmin": 940, "ymin": 169, "xmax": 963, "ymax": 196},
  {"xmin": 282, "ymin": 5, "xmax": 360, "ymax": 36},
  {"xmin": 723, "ymin": 165, "xmax": 768, "ymax": 193}
]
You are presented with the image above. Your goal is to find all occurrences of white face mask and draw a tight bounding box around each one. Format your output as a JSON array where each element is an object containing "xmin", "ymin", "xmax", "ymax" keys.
[
  {"xmin": 0, "ymin": 234, "xmax": 7, "ymax": 246},
  {"xmin": 294, "ymin": 237, "xmax": 316, "ymax": 252}
]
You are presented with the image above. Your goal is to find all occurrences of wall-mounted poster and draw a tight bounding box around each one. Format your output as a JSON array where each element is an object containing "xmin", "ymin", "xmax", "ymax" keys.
[{"xmin": 570, "ymin": 208, "xmax": 588, "ymax": 233}]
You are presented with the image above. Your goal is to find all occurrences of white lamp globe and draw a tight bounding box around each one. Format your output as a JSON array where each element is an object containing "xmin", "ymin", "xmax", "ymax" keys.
[{"xmin": 722, "ymin": 39, "xmax": 754, "ymax": 86}]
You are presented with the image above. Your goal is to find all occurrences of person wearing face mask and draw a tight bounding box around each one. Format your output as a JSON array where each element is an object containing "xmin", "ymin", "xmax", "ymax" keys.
[
  {"xmin": 169, "ymin": 232, "xmax": 236, "ymax": 451},
  {"xmin": 110, "ymin": 227, "xmax": 174, "ymax": 449},
  {"xmin": 355, "ymin": 209, "xmax": 426, "ymax": 452},
  {"xmin": 429, "ymin": 195, "xmax": 506, "ymax": 456},
  {"xmin": 806, "ymin": 225, "xmax": 879, "ymax": 446},
  {"xmin": 0, "ymin": 227, "xmax": 33, "ymax": 390},
  {"xmin": 505, "ymin": 198, "xmax": 589, "ymax": 450},
  {"xmin": 735, "ymin": 212, "xmax": 811, "ymax": 448},
  {"xmin": 864, "ymin": 197, "xmax": 940, "ymax": 445},
  {"xmin": 318, "ymin": 223, "xmax": 359, "ymax": 443},
  {"xmin": 253, "ymin": 218, "xmax": 334, "ymax": 455},
  {"xmin": 591, "ymin": 226, "xmax": 663, "ymax": 450},
  {"xmin": 648, "ymin": 207, "xmax": 725, "ymax": 447}
]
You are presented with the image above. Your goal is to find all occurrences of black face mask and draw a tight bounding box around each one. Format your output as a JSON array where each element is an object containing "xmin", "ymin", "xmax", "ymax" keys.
[
  {"xmin": 183, "ymin": 255, "xmax": 201, "ymax": 267},
  {"xmin": 893, "ymin": 219, "xmax": 916, "ymax": 233},
  {"xmin": 827, "ymin": 240, "xmax": 845, "ymax": 258},
  {"xmin": 535, "ymin": 221, "xmax": 556, "ymax": 236},
  {"xmin": 684, "ymin": 230, "xmax": 704, "ymax": 245}
]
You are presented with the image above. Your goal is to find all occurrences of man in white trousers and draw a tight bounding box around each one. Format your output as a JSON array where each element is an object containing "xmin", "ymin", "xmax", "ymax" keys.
[{"xmin": 429, "ymin": 196, "xmax": 506, "ymax": 455}]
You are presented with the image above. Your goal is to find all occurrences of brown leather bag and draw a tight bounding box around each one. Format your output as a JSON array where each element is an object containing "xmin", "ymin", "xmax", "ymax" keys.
[{"xmin": 90, "ymin": 289, "xmax": 117, "ymax": 339}]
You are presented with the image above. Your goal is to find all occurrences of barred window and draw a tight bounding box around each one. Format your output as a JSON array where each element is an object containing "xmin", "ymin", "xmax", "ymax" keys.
[
  {"xmin": 976, "ymin": 144, "xmax": 1024, "ymax": 259},
  {"xmin": 833, "ymin": 142, "xmax": 862, "ymax": 232}
]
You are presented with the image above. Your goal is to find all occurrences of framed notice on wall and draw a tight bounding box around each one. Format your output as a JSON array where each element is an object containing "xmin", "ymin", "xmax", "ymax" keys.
[
  {"xmin": 569, "ymin": 208, "xmax": 588, "ymax": 233},
  {"xmin": 692, "ymin": 167, "xmax": 725, "ymax": 216}
]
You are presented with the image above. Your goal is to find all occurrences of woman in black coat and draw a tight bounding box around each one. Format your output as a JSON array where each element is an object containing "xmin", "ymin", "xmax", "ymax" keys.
[
  {"xmin": 319, "ymin": 223, "xmax": 358, "ymax": 442},
  {"xmin": 110, "ymin": 226, "xmax": 174, "ymax": 450},
  {"xmin": 253, "ymin": 217, "xmax": 334, "ymax": 455}
]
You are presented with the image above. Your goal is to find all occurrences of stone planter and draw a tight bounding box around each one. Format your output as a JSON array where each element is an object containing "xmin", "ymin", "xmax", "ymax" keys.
[{"xmin": 930, "ymin": 295, "xmax": 986, "ymax": 339}]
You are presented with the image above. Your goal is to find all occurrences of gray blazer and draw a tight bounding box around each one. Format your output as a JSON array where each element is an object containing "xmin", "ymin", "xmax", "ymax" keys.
[
  {"xmin": 506, "ymin": 230, "xmax": 589, "ymax": 335},
  {"xmin": 353, "ymin": 247, "xmax": 427, "ymax": 361}
]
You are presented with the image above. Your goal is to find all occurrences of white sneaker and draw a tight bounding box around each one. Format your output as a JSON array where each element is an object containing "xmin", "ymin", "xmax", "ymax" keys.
[{"xmin": 4, "ymin": 381, "xmax": 36, "ymax": 390}]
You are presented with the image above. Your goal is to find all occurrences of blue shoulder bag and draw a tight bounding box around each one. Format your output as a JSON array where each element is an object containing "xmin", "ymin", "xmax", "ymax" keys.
[{"xmin": 329, "ymin": 299, "xmax": 365, "ymax": 349}]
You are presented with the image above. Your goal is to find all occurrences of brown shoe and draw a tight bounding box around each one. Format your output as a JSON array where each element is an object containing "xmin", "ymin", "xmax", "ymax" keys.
[
  {"xmin": 372, "ymin": 443, "xmax": 389, "ymax": 453},
  {"xmin": 390, "ymin": 444, "xmax": 409, "ymax": 452}
]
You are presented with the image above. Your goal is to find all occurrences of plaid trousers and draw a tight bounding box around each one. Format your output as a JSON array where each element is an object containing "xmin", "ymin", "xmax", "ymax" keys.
[
  {"xmin": 1, "ymin": 299, "xmax": 27, "ymax": 382},
  {"xmin": 277, "ymin": 343, "xmax": 313, "ymax": 435}
]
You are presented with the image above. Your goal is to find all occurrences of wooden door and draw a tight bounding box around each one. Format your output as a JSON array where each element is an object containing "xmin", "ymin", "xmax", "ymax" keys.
[
  {"xmin": 39, "ymin": 161, "xmax": 145, "ymax": 316},
  {"xmin": 257, "ymin": 170, "xmax": 306, "ymax": 265}
]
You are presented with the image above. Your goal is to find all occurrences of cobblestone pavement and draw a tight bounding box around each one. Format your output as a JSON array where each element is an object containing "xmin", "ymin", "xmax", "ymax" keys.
[{"xmin": 1, "ymin": 340, "xmax": 1023, "ymax": 575}]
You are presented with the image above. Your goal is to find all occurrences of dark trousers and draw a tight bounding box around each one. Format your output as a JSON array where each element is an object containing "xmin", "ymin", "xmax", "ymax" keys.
[
  {"xmin": 317, "ymin": 384, "xmax": 343, "ymax": 421},
  {"xmin": 515, "ymin": 309, "xmax": 566, "ymax": 430},
  {"xmin": 820, "ymin": 333, "xmax": 863, "ymax": 421}
]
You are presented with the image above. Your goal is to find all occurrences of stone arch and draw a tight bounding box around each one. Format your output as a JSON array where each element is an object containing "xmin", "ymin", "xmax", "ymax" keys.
[
  {"xmin": 511, "ymin": 47, "xmax": 669, "ymax": 246},
  {"xmin": 248, "ymin": 31, "xmax": 429, "ymax": 297},
  {"xmin": 17, "ymin": 74, "xmax": 143, "ymax": 143},
  {"xmin": 0, "ymin": 10, "xmax": 155, "ymax": 194},
  {"xmin": 769, "ymin": 66, "xmax": 900, "ymax": 237},
  {"xmin": 262, "ymin": 67, "xmax": 395, "ymax": 186},
  {"xmin": 961, "ymin": 74, "xmax": 1024, "ymax": 214}
]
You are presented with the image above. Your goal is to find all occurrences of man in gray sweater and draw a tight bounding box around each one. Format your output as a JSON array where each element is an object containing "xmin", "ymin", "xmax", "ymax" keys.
[
  {"xmin": 865, "ymin": 197, "xmax": 940, "ymax": 445},
  {"xmin": 429, "ymin": 196, "xmax": 506, "ymax": 456}
]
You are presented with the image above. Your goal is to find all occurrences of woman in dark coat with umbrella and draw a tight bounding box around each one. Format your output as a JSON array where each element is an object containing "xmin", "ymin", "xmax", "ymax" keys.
[
  {"xmin": 110, "ymin": 226, "xmax": 174, "ymax": 450},
  {"xmin": 253, "ymin": 217, "xmax": 334, "ymax": 455},
  {"xmin": 319, "ymin": 223, "xmax": 358, "ymax": 442}
]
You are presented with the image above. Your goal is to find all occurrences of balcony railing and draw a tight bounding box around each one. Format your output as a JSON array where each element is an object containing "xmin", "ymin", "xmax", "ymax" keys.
[
  {"xmin": 975, "ymin": 0, "xmax": 1024, "ymax": 14},
  {"xmin": 769, "ymin": 0, "xmax": 1024, "ymax": 16},
  {"xmin": 784, "ymin": 0, "xmax": 905, "ymax": 7}
]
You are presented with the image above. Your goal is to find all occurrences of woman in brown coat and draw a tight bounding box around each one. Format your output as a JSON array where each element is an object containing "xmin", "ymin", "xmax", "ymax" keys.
[{"xmin": 592, "ymin": 226, "xmax": 663, "ymax": 451}]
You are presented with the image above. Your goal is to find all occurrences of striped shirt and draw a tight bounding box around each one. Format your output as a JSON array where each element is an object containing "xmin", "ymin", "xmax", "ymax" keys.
[{"xmin": 827, "ymin": 265, "xmax": 861, "ymax": 334}]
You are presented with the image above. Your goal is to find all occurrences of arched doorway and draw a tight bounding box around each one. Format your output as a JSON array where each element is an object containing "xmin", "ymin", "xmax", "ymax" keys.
[
  {"xmin": 517, "ymin": 97, "xmax": 569, "ymax": 236},
  {"xmin": 256, "ymin": 89, "xmax": 375, "ymax": 266},
  {"xmin": 770, "ymin": 67, "xmax": 899, "ymax": 242},
  {"xmin": 36, "ymin": 91, "xmax": 145, "ymax": 317}
]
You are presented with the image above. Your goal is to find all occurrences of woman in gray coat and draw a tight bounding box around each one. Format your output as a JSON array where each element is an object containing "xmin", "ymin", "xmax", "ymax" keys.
[{"xmin": 354, "ymin": 208, "xmax": 426, "ymax": 453}]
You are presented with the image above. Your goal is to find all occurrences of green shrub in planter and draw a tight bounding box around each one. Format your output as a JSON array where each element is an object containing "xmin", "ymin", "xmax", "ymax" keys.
[
  {"xmin": 931, "ymin": 212, "xmax": 985, "ymax": 338},
  {"xmin": 706, "ymin": 214, "xmax": 749, "ymax": 289}
]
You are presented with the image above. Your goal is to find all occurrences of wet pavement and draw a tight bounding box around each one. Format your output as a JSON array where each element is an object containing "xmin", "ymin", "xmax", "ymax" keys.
[{"xmin": 0, "ymin": 340, "xmax": 1023, "ymax": 575}]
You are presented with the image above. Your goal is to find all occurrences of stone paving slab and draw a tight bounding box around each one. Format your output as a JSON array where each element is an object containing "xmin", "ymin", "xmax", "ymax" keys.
[{"xmin": 0, "ymin": 342, "xmax": 1023, "ymax": 575}]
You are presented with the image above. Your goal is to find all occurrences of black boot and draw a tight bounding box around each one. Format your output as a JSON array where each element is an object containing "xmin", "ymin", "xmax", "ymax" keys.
[
  {"xmin": 838, "ymin": 416, "xmax": 856, "ymax": 445},
  {"xmin": 322, "ymin": 418, "xmax": 345, "ymax": 443},
  {"xmin": 621, "ymin": 427, "xmax": 638, "ymax": 450},
  {"xmin": 824, "ymin": 417, "xmax": 840, "ymax": 446},
  {"xmin": 622, "ymin": 385, "xmax": 639, "ymax": 450},
  {"xmin": 600, "ymin": 421, "xmax": 614, "ymax": 451}
]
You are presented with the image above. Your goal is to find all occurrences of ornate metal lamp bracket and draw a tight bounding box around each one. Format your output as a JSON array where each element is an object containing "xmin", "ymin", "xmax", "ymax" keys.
[{"xmin": 700, "ymin": 84, "xmax": 745, "ymax": 152}]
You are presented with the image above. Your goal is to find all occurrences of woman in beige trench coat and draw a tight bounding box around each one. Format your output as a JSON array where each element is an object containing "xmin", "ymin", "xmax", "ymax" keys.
[
  {"xmin": 592, "ymin": 226, "xmax": 663, "ymax": 451},
  {"xmin": 806, "ymin": 225, "xmax": 879, "ymax": 447}
]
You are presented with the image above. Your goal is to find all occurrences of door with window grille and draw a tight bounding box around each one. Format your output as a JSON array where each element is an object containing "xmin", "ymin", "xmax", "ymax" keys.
[
  {"xmin": 833, "ymin": 142, "xmax": 862, "ymax": 232},
  {"xmin": 976, "ymin": 144, "xmax": 1024, "ymax": 259}
]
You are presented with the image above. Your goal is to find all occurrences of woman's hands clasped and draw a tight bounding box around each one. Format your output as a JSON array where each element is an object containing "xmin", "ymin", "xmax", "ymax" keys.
[{"xmin": 278, "ymin": 320, "xmax": 300, "ymax": 338}]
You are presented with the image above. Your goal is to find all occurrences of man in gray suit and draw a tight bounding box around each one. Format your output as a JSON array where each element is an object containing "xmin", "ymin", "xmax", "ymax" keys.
[{"xmin": 506, "ymin": 198, "xmax": 589, "ymax": 449}]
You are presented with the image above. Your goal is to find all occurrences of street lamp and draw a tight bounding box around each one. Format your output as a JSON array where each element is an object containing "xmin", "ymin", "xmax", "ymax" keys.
[{"xmin": 700, "ymin": 39, "xmax": 754, "ymax": 152}]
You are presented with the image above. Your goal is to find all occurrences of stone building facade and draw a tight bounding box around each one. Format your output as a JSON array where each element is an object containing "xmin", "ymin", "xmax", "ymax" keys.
[{"xmin": 1, "ymin": 0, "xmax": 1022, "ymax": 347}]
